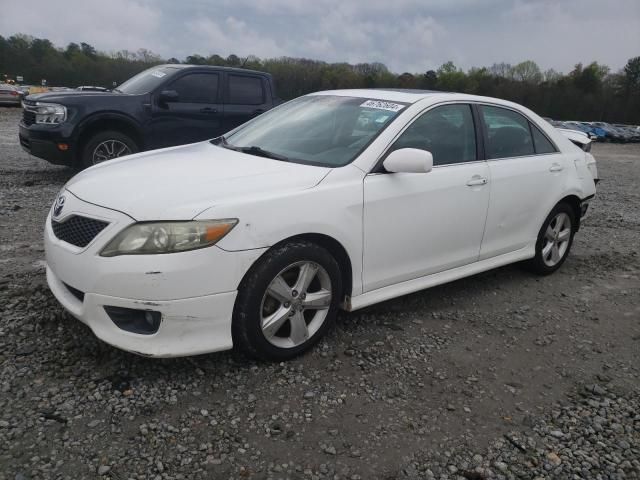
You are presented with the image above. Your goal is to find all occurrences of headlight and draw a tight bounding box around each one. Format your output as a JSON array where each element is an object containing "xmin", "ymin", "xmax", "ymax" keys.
[
  {"xmin": 33, "ymin": 102, "xmax": 67, "ymax": 124},
  {"xmin": 100, "ymin": 219, "xmax": 238, "ymax": 257}
]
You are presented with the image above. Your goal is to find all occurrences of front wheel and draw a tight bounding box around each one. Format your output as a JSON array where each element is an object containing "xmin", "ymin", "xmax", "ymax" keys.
[
  {"xmin": 232, "ymin": 241, "xmax": 343, "ymax": 361},
  {"xmin": 81, "ymin": 130, "xmax": 138, "ymax": 169},
  {"xmin": 526, "ymin": 203, "xmax": 576, "ymax": 275}
]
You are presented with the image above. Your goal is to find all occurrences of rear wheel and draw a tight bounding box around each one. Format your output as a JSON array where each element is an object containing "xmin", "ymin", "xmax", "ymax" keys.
[
  {"xmin": 81, "ymin": 130, "xmax": 138, "ymax": 169},
  {"xmin": 232, "ymin": 241, "xmax": 342, "ymax": 361},
  {"xmin": 526, "ymin": 202, "xmax": 575, "ymax": 275}
]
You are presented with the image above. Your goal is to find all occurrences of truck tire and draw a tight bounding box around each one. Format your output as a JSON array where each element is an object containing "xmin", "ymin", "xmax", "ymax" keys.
[{"xmin": 81, "ymin": 130, "xmax": 138, "ymax": 169}]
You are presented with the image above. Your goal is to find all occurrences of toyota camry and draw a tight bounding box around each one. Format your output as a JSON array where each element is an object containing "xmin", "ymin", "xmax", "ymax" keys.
[{"xmin": 44, "ymin": 89, "xmax": 598, "ymax": 360}]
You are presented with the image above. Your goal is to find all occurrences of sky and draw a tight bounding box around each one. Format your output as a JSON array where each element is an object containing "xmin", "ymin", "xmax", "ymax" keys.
[{"xmin": 1, "ymin": 0, "xmax": 638, "ymax": 74}]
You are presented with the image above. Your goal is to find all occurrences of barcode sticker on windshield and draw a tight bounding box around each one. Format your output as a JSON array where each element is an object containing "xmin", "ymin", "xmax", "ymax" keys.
[
  {"xmin": 151, "ymin": 71, "xmax": 166, "ymax": 78},
  {"xmin": 360, "ymin": 100, "xmax": 404, "ymax": 112}
]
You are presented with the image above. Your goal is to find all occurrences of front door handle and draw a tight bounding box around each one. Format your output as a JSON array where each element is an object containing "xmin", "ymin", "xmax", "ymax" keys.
[
  {"xmin": 549, "ymin": 163, "xmax": 564, "ymax": 172},
  {"xmin": 466, "ymin": 176, "xmax": 488, "ymax": 187},
  {"xmin": 200, "ymin": 107, "xmax": 218, "ymax": 114}
]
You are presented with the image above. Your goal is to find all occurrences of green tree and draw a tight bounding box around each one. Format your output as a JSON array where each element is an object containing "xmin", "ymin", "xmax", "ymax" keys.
[
  {"xmin": 511, "ymin": 61, "xmax": 542, "ymax": 84},
  {"xmin": 622, "ymin": 56, "xmax": 640, "ymax": 91}
]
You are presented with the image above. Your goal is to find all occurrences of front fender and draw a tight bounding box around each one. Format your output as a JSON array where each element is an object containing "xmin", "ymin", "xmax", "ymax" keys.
[
  {"xmin": 75, "ymin": 111, "xmax": 144, "ymax": 140},
  {"xmin": 195, "ymin": 165, "xmax": 366, "ymax": 295}
]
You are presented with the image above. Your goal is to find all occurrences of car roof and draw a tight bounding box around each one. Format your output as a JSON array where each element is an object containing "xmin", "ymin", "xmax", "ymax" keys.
[
  {"xmin": 156, "ymin": 64, "xmax": 271, "ymax": 76},
  {"xmin": 309, "ymin": 88, "xmax": 525, "ymax": 109}
]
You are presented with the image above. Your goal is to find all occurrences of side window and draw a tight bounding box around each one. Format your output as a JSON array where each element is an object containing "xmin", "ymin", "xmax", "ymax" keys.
[
  {"xmin": 530, "ymin": 123, "xmax": 557, "ymax": 154},
  {"xmin": 168, "ymin": 73, "xmax": 219, "ymax": 103},
  {"xmin": 228, "ymin": 75, "xmax": 265, "ymax": 105},
  {"xmin": 390, "ymin": 104, "xmax": 477, "ymax": 166},
  {"xmin": 481, "ymin": 105, "xmax": 534, "ymax": 159}
]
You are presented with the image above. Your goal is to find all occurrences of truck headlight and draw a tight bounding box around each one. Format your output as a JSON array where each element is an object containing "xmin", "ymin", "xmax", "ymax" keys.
[
  {"xmin": 100, "ymin": 220, "xmax": 238, "ymax": 257},
  {"xmin": 34, "ymin": 102, "xmax": 67, "ymax": 124}
]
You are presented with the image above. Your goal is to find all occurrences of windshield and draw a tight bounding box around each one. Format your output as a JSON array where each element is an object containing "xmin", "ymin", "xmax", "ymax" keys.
[
  {"xmin": 222, "ymin": 95, "xmax": 407, "ymax": 167},
  {"xmin": 117, "ymin": 66, "xmax": 179, "ymax": 95}
]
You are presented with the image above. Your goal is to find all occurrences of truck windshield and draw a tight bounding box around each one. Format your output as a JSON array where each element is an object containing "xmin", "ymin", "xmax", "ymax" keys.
[
  {"xmin": 221, "ymin": 95, "xmax": 407, "ymax": 167},
  {"xmin": 117, "ymin": 66, "xmax": 179, "ymax": 95}
]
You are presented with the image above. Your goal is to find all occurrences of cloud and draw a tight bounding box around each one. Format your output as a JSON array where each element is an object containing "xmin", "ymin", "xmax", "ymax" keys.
[
  {"xmin": 0, "ymin": 0, "xmax": 161, "ymax": 54},
  {"xmin": 0, "ymin": 0, "xmax": 638, "ymax": 73},
  {"xmin": 185, "ymin": 17, "xmax": 286, "ymax": 58}
]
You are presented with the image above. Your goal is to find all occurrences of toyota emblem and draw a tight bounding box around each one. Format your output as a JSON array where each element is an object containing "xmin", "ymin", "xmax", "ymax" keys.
[{"xmin": 53, "ymin": 195, "xmax": 66, "ymax": 217}]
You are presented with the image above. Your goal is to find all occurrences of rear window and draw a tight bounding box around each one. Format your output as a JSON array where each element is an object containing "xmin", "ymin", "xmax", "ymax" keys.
[
  {"xmin": 228, "ymin": 75, "xmax": 264, "ymax": 105},
  {"xmin": 530, "ymin": 123, "xmax": 557, "ymax": 154},
  {"xmin": 481, "ymin": 105, "xmax": 535, "ymax": 159}
]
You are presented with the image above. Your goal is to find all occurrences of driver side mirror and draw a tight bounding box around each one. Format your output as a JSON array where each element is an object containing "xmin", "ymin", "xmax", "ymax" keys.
[
  {"xmin": 383, "ymin": 148, "xmax": 433, "ymax": 173},
  {"xmin": 159, "ymin": 89, "xmax": 179, "ymax": 104}
]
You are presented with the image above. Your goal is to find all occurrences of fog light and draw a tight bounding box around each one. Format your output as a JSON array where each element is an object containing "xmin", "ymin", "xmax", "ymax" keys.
[{"xmin": 104, "ymin": 306, "xmax": 161, "ymax": 335}]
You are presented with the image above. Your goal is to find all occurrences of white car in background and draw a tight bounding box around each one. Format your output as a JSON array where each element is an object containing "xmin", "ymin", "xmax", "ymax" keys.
[{"xmin": 44, "ymin": 90, "xmax": 597, "ymax": 360}]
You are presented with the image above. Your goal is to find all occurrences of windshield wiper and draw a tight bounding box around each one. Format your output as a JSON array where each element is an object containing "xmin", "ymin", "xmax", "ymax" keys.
[
  {"xmin": 212, "ymin": 137, "xmax": 289, "ymax": 161},
  {"xmin": 210, "ymin": 135, "xmax": 226, "ymax": 146},
  {"xmin": 237, "ymin": 146, "xmax": 289, "ymax": 161}
]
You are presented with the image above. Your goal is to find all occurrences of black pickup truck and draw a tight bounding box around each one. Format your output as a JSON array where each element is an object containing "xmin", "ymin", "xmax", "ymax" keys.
[{"xmin": 19, "ymin": 65, "xmax": 279, "ymax": 168}]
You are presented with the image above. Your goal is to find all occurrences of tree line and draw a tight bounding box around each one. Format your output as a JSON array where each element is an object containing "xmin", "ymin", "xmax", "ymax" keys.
[{"xmin": 1, "ymin": 33, "xmax": 639, "ymax": 123}]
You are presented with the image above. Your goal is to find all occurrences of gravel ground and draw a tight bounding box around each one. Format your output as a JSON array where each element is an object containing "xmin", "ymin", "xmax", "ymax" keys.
[{"xmin": 0, "ymin": 106, "xmax": 639, "ymax": 480}]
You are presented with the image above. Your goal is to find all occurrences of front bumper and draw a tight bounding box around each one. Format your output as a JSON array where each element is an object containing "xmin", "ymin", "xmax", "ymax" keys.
[
  {"xmin": 47, "ymin": 266, "xmax": 237, "ymax": 357},
  {"xmin": 19, "ymin": 122, "xmax": 76, "ymax": 166},
  {"xmin": 44, "ymin": 191, "xmax": 266, "ymax": 357}
]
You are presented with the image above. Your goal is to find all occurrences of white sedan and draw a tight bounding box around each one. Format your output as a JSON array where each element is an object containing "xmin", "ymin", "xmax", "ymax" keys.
[{"xmin": 44, "ymin": 90, "xmax": 597, "ymax": 360}]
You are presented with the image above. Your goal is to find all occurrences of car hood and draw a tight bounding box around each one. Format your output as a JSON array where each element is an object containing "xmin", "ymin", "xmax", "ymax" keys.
[
  {"xmin": 65, "ymin": 142, "xmax": 331, "ymax": 220},
  {"xmin": 26, "ymin": 91, "xmax": 137, "ymax": 105}
]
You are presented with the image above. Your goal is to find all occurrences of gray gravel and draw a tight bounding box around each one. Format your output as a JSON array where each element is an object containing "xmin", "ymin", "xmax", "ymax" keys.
[
  {"xmin": 0, "ymin": 107, "xmax": 639, "ymax": 479},
  {"xmin": 400, "ymin": 383, "xmax": 639, "ymax": 479}
]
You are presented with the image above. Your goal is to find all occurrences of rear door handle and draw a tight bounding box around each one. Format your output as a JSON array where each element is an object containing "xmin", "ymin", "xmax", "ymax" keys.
[
  {"xmin": 199, "ymin": 107, "xmax": 218, "ymax": 114},
  {"xmin": 549, "ymin": 163, "xmax": 564, "ymax": 172},
  {"xmin": 466, "ymin": 176, "xmax": 488, "ymax": 187}
]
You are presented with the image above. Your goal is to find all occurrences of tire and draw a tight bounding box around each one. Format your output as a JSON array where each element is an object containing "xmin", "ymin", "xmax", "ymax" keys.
[
  {"xmin": 525, "ymin": 202, "xmax": 576, "ymax": 275},
  {"xmin": 80, "ymin": 130, "xmax": 138, "ymax": 169},
  {"xmin": 232, "ymin": 241, "xmax": 343, "ymax": 361}
]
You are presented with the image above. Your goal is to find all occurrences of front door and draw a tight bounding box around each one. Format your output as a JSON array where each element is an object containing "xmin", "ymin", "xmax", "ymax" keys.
[
  {"xmin": 363, "ymin": 103, "xmax": 491, "ymax": 292},
  {"xmin": 151, "ymin": 72, "xmax": 223, "ymax": 149}
]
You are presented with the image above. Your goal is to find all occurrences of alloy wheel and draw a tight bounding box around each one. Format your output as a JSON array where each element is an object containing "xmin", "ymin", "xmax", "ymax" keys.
[
  {"xmin": 542, "ymin": 212, "xmax": 572, "ymax": 267},
  {"xmin": 92, "ymin": 140, "xmax": 132, "ymax": 164},
  {"xmin": 260, "ymin": 261, "xmax": 332, "ymax": 348}
]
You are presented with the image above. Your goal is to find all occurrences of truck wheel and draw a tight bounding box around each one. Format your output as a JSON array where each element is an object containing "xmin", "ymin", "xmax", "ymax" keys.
[{"xmin": 81, "ymin": 130, "xmax": 138, "ymax": 169}]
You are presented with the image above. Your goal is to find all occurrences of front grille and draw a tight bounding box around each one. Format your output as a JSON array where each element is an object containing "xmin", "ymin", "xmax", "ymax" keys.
[
  {"xmin": 51, "ymin": 215, "xmax": 109, "ymax": 248},
  {"xmin": 23, "ymin": 109, "xmax": 36, "ymax": 126}
]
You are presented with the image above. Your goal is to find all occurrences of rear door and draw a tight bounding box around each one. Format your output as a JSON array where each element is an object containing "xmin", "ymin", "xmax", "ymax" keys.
[
  {"xmin": 222, "ymin": 73, "xmax": 270, "ymax": 133},
  {"xmin": 150, "ymin": 71, "xmax": 223, "ymax": 148},
  {"xmin": 478, "ymin": 104, "xmax": 569, "ymax": 259}
]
